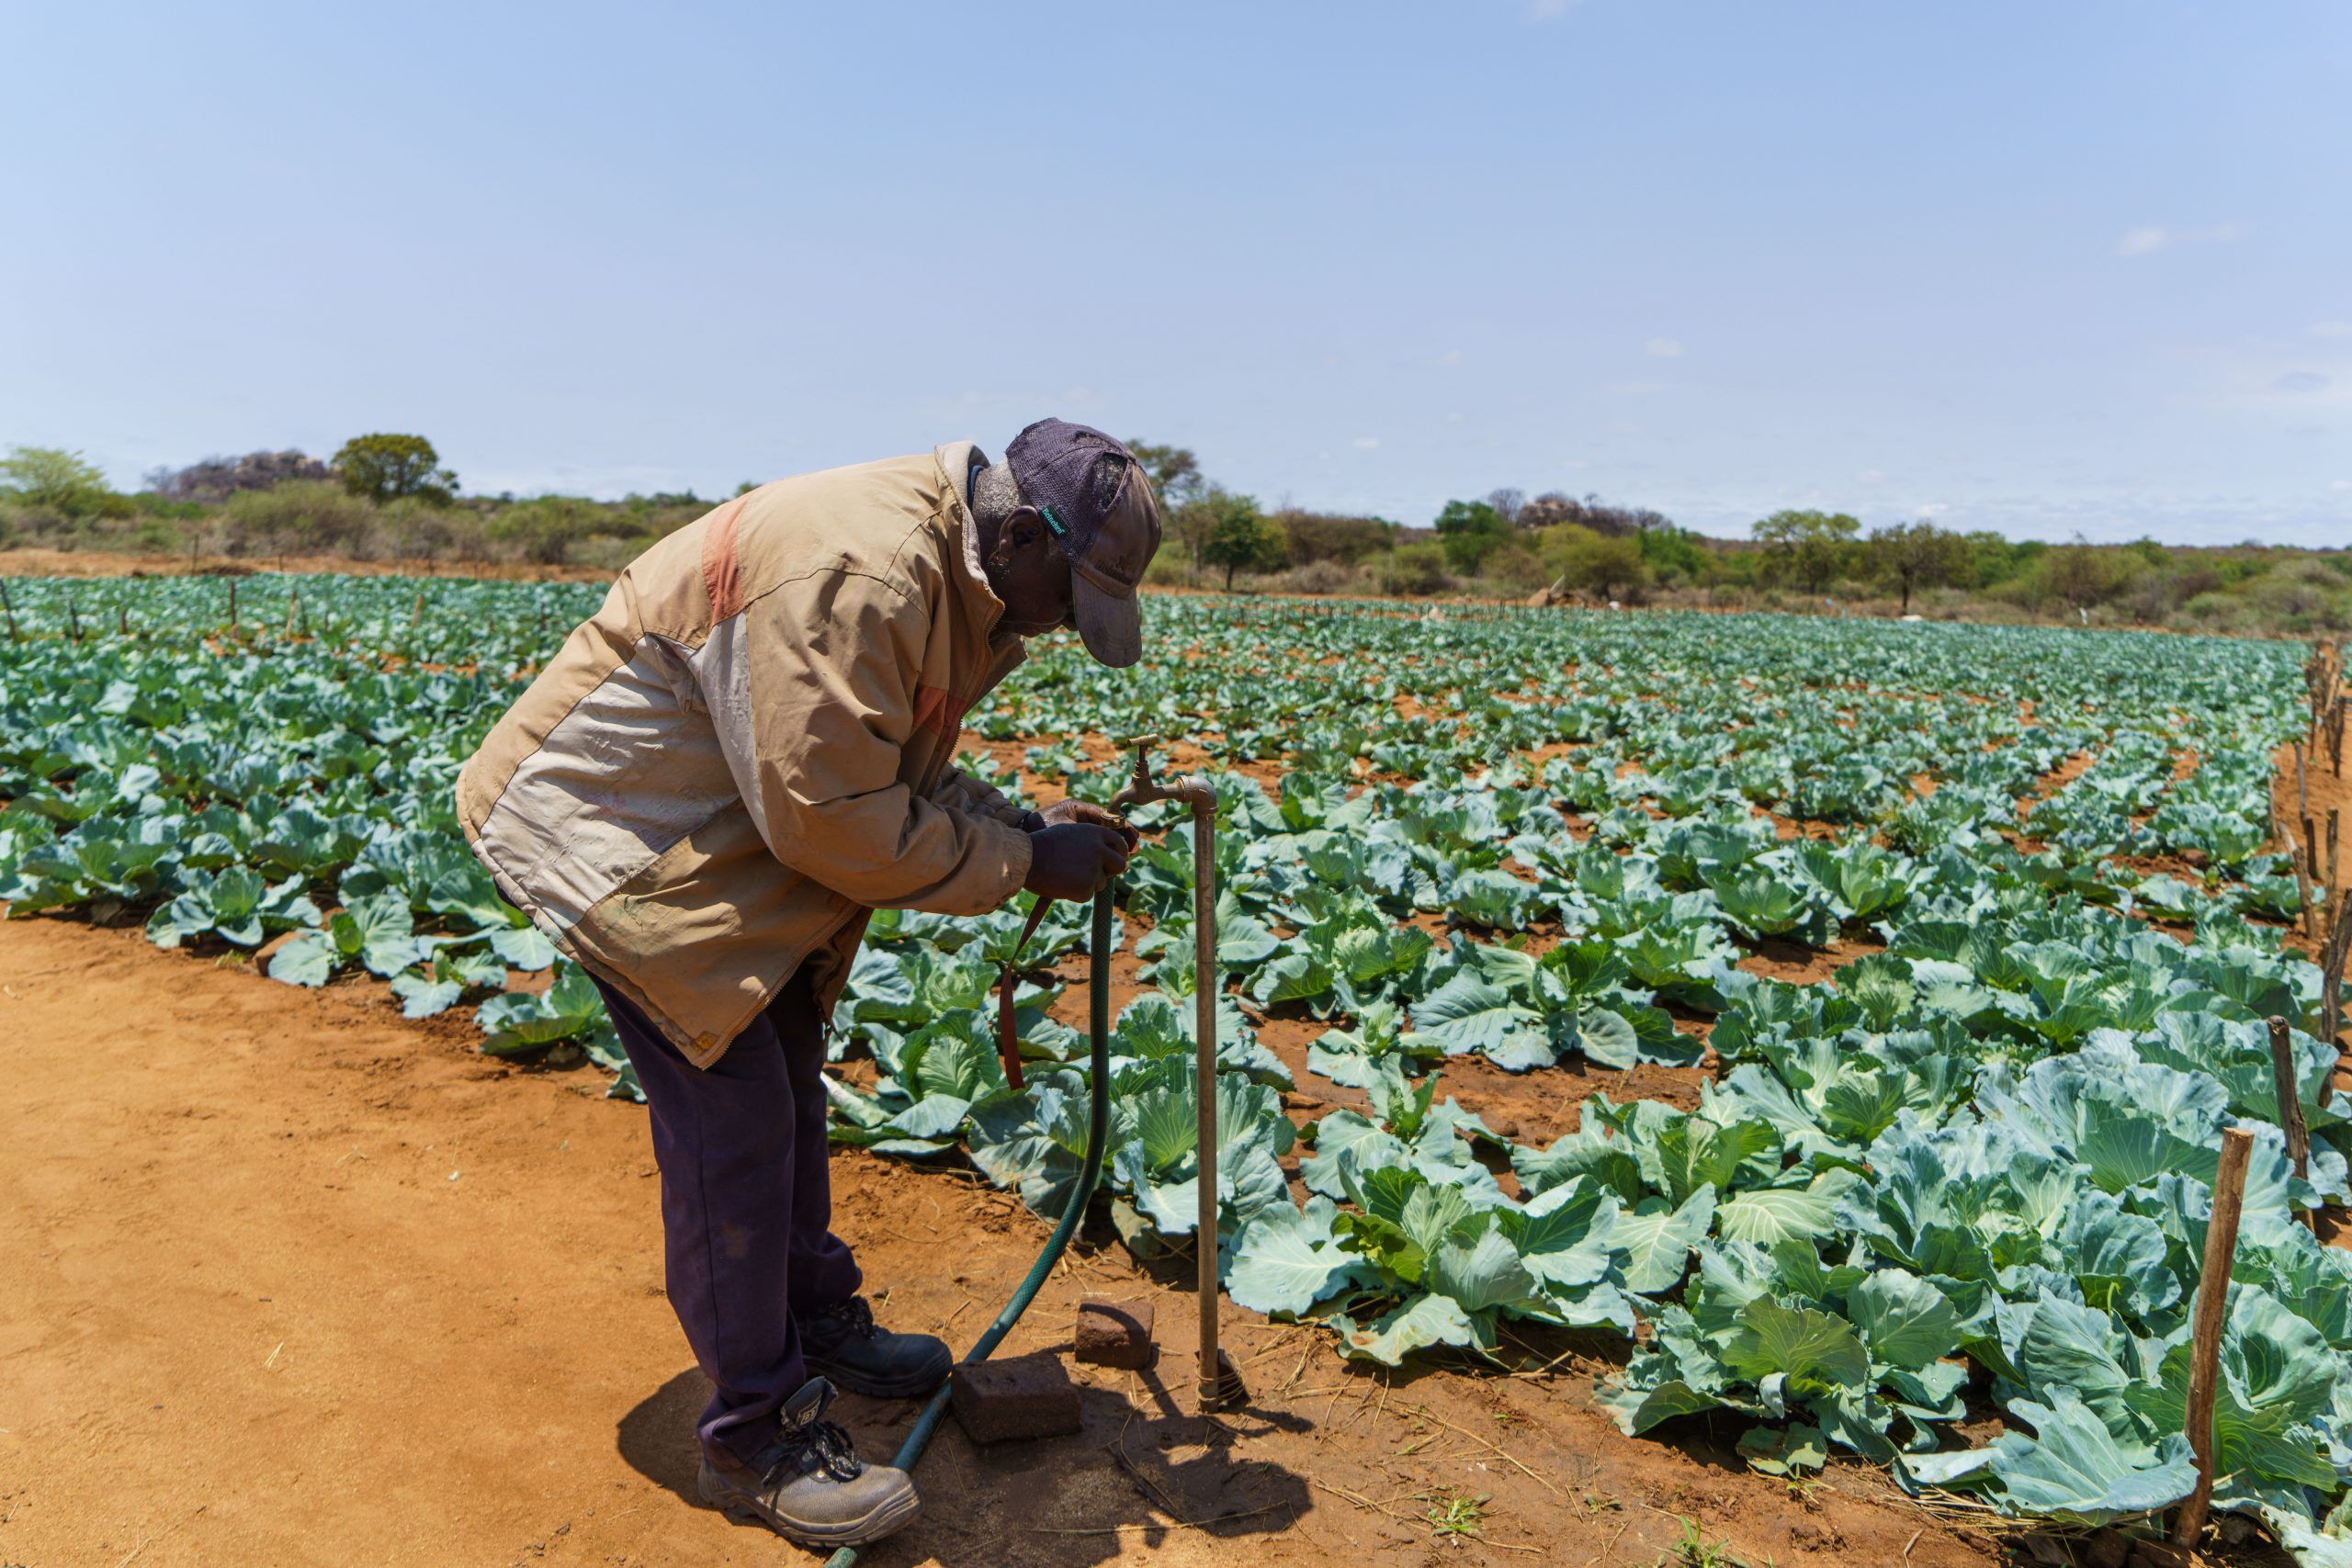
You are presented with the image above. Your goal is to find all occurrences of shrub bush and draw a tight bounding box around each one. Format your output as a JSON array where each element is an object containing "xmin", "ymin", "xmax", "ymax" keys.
[
  {"xmin": 217, "ymin": 481, "xmax": 380, "ymax": 558},
  {"xmin": 1482, "ymin": 544, "xmax": 1550, "ymax": 594},
  {"xmin": 130, "ymin": 516, "xmax": 187, "ymax": 554},
  {"xmin": 489, "ymin": 496, "xmax": 606, "ymax": 565},
  {"xmin": 382, "ymin": 500, "xmax": 490, "ymax": 564},
  {"xmin": 1379, "ymin": 542, "xmax": 1451, "ymax": 595},
  {"xmin": 2178, "ymin": 592, "xmax": 2243, "ymax": 629},
  {"xmin": 1542, "ymin": 525, "xmax": 1650, "ymax": 602},
  {"xmin": 1281, "ymin": 559, "xmax": 1351, "ymax": 595},
  {"xmin": 1278, "ymin": 511, "xmax": 1392, "ymax": 567},
  {"xmin": 2244, "ymin": 559, "xmax": 2352, "ymax": 629},
  {"xmin": 1144, "ymin": 540, "xmax": 1193, "ymax": 587}
]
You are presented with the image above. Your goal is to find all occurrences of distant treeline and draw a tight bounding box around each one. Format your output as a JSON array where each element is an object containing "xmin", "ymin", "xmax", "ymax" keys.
[
  {"xmin": 1121, "ymin": 443, "xmax": 2352, "ymax": 637},
  {"xmin": 4, "ymin": 435, "xmax": 2346, "ymax": 637}
]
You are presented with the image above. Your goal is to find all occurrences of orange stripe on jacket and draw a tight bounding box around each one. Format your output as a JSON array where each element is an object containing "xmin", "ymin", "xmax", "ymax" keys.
[
  {"xmin": 701, "ymin": 497, "xmax": 748, "ymax": 621},
  {"xmin": 911, "ymin": 684, "xmax": 962, "ymax": 739}
]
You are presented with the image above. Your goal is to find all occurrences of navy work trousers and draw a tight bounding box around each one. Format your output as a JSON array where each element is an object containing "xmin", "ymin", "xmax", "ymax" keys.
[{"xmin": 594, "ymin": 970, "xmax": 861, "ymax": 1467}]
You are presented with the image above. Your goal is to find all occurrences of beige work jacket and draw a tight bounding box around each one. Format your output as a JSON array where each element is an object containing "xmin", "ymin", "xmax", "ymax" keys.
[{"xmin": 456, "ymin": 443, "xmax": 1033, "ymax": 1067}]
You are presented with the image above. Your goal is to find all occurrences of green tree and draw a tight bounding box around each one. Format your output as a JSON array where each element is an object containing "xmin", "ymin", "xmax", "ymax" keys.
[
  {"xmin": 1197, "ymin": 491, "xmax": 1283, "ymax": 589},
  {"xmin": 1958, "ymin": 530, "xmax": 2024, "ymax": 590},
  {"xmin": 1541, "ymin": 524, "xmax": 1649, "ymax": 602},
  {"xmin": 1433, "ymin": 498, "xmax": 1508, "ymax": 572},
  {"xmin": 1, "ymin": 446, "xmax": 119, "ymax": 516},
  {"xmin": 333, "ymin": 433, "xmax": 457, "ymax": 505},
  {"xmin": 2045, "ymin": 536, "xmax": 2120, "ymax": 612},
  {"xmin": 1752, "ymin": 509, "xmax": 1860, "ymax": 593},
  {"xmin": 1635, "ymin": 525, "xmax": 1704, "ymax": 584},
  {"xmin": 1866, "ymin": 519, "xmax": 1965, "ymax": 612},
  {"xmin": 1123, "ymin": 439, "xmax": 1204, "ymax": 510}
]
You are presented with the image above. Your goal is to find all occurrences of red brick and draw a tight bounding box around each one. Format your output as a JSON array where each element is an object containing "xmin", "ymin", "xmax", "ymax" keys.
[
  {"xmin": 1073, "ymin": 1297, "xmax": 1156, "ymax": 1370},
  {"xmin": 949, "ymin": 1352, "xmax": 1083, "ymax": 1444}
]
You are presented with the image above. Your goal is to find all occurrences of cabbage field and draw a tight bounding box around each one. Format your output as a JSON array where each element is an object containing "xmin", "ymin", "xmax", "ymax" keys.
[{"xmin": 2, "ymin": 571, "xmax": 2347, "ymax": 1559}]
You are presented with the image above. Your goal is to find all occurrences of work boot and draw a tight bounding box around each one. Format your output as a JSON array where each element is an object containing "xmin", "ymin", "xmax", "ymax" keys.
[
  {"xmin": 695, "ymin": 1378, "xmax": 920, "ymax": 1548},
  {"xmin": 799, "ymin": 1294, "xmax": 954, "ymax": 1399}
]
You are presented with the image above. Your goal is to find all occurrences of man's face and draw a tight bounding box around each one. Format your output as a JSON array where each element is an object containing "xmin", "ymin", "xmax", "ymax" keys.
[{"xmin": 986, "ymin": 509, "xmax": 1076, "ymax": 637}]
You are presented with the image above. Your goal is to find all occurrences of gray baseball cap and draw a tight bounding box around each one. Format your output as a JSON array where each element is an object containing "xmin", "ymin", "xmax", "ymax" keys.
[{"xmin": 1004, "ymin": 419, "xmax": 1162, "ymax": 668}]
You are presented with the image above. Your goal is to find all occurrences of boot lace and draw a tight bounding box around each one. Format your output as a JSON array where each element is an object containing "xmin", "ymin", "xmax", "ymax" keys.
[
  {"xmin": 763, "ymin": 1414, "xmax": 864, "ymax": 1486},
  {"xmin": 816, "ymin": 1296, "xmax": 879, "ymax": 1339}
]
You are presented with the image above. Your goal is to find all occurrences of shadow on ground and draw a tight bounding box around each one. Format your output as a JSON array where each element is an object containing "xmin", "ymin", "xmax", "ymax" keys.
[
  {"xmin": 617, "ymin": 1361, "xmax": 1314, "ymax": 1566},
  {"xmin": 615, "ymin": 1367, "xmax": 709, "ymax": 1507}
]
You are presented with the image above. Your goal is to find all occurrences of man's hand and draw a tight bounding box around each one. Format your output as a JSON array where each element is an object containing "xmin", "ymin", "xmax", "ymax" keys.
[
  {"xmin": 1033, "ymin": 797, "xmax": 1139, "ymax": 849},
  {"xmin": 1023, "ymin": 823, "xmax": 1132, "ymax": 900}
]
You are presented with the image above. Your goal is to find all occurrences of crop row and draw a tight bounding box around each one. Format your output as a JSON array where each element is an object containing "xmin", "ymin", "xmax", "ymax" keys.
[{"xmin": 0, "ymin": 573, "xmax": 2342, "ymax": 1555}]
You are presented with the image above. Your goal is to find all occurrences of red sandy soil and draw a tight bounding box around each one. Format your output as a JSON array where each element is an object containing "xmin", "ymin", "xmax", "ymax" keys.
[
  {"xmin": 2272, "ymin": 737, "xmax": 2351, "ymax": 926},
  {"xmin": 3, "ymin": 914, "xmax": 2018, "ymax": 1568}
]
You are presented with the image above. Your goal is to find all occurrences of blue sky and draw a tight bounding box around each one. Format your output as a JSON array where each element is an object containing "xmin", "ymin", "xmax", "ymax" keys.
[{"xmin": 3, "ymin": 1, "xmax": 2346, "ymax": 544}]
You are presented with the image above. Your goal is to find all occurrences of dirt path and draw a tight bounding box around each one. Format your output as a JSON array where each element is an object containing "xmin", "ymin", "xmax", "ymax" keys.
[
  {"xmin": 2274, "ymin": 736, "xmax": 2350, "ymax": 916},
  {"xmin": 0, "ymin": 915, "xmax": 2002, "ymax": 1568}
]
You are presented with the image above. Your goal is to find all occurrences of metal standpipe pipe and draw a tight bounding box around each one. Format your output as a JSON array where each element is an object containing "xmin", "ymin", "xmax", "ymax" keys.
[
  {"xmin": 1108, "ymin": 735, "xmax": 1228, "ymax": 1413},
  {"xmin": 823, "ymin": 742, "xmax": 1224, "ymax": 1568}
]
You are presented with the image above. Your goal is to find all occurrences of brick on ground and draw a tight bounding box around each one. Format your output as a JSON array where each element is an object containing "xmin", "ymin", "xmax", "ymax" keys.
[
  {"xmin": 1073, "ymin": 1297, "xmax": 1155, "ymax": 1370},
  {"xmin": 949, "ymin": 1351, "xmax": 1083, "ymax": 1444}
]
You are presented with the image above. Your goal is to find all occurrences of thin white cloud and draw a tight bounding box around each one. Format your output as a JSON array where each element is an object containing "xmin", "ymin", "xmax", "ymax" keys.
[
  {"xmin": 1523, "ymin": 0, "xmax": 1580, "ymax": 17},
  {"xmin": 2333, "ymin": 479, "xmax": 2352, "ymax": 492},
  {"xmin": 2114, "ymin": 221, "xmax": 2245, "ymax": 258},
  {"xmin": 2313, "ymin": 321, "xmax": 2352, "ymax": 341},
  {"xmin": 1351, "ymin": 436, "xmax": 1380, "ymax": 450},
  {"xmin": 1644, "ymin": 337, "xmax": 1684, "ymax": 359},
  {"xmin": 2273, "ymin": 371, "xmax": 2333, "ymax": 395}
]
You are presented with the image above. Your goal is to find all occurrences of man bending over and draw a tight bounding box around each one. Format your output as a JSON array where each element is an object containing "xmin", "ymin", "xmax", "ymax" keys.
[{"xmin": 457, "ymin": 420, "xmax": 1158, "ymax": 1549}]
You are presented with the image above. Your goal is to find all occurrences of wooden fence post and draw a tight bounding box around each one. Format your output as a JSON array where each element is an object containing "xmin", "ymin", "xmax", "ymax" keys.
[
  {"xmin": 2307, "ymin": 815, "xmax": 2327, "ymax": 939},
  {"xmin": 2175, "ymin": 1126, "xmax": 2256, "ymax": 1549},
  {"xmin": 0, "ymin": 578, "xmax": 21, "ymax": 642},
  {"xmin": 2328, "ymin": 809, "xmax": 2341, "ymax": 916},
  {"xmin": 2324, "ymin": 907, "xmax": 2351, "ymax": 1049},
  {"xmin": 2267, "ymin": 1016, "xmax": 2313, "ymax": 1231},
  {"xmin": 2283, "ymin": 821, "xmax": 2317, "ymax": 940},
  {"xmin": 228, "ymin": 579, "xmax": 238, "ymax": 627}
]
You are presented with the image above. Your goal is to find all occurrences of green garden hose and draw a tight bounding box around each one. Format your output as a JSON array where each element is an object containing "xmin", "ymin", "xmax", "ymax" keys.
[{"xmin": 822, "ymin": 885, "xmax": 1115, "ymax": 1568}]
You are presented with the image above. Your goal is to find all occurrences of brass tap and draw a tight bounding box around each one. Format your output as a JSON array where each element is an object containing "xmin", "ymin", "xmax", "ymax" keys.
[{"xmin": 1108, "ymin": 732, "xmax": 1215, "ymax": 813}]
